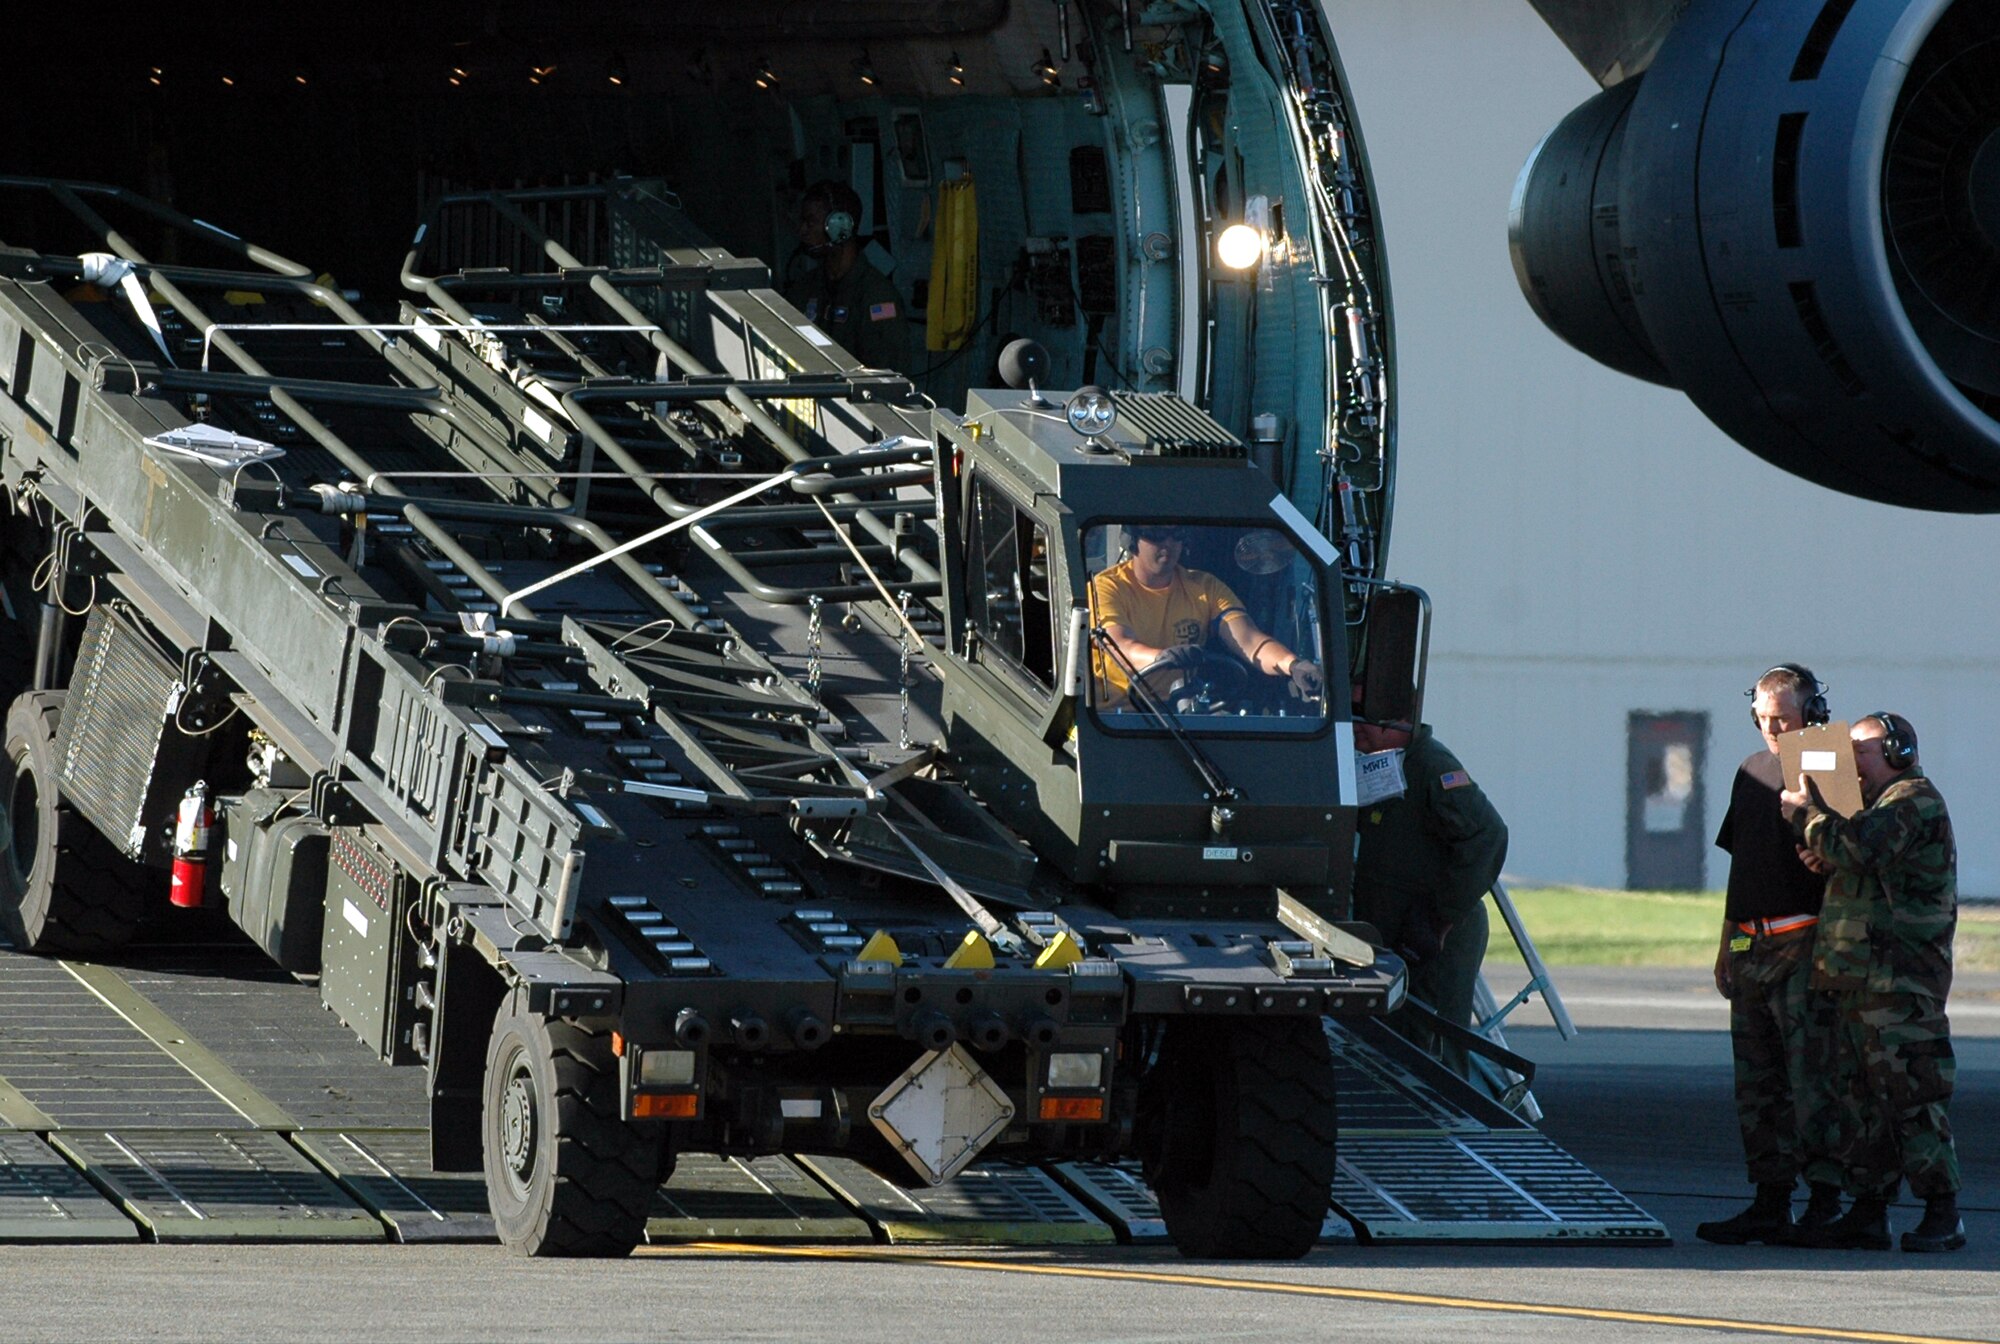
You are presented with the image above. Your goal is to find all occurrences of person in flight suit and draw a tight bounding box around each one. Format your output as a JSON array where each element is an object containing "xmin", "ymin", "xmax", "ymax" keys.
[
  {"xmin": 1783, "ymin": 712, "xmax": 1964, "ymax": 1253},
  {"xmin": 1350, "ymin": 712, "xmax": 1508, "ymax": 1075},
  {"xmin": 784, "ymin": 180, "xmax": 910, "ymax": 370},
  {"xmin": 1697, "ymin": 664, "xmax": 1845, "ymax": 1246}
]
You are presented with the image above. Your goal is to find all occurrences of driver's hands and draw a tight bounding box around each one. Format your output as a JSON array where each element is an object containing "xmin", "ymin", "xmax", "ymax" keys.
[
  {"xmin": 1287, "ymin": 659, "xmax": 1323, "ymax": 698},
  {"xmin": 1149, "ymin": 643, "xmax": 1204, "ymax": 672}
]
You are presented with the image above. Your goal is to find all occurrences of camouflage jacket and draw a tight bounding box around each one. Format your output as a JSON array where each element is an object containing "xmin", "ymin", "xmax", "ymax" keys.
[
  {"xmin": 1789, "ymin": 769, "xmax": 1956, "ymax": 997},
  {"xmin": 1353, "ymin": 728, "xmax": 1508, "ymax": 926}
]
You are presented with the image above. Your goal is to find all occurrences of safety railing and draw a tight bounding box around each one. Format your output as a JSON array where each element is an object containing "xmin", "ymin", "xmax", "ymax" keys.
[{"xmin": 1465, "ymin": 878, "xmax": 1574, "ymax": 1121}]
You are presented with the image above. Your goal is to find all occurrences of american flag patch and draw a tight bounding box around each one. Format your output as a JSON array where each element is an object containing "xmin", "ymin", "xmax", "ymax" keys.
[
  {"xmin": 1440, "ymin": 770, "xmax": 1472, "ymax": 789},
  {"xmin": 869, "ymin": 301, "xmax": 897, "ymax": 321}
]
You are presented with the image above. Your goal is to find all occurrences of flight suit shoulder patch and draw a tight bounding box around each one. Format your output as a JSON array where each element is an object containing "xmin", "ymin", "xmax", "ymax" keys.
[{"xmin": 1440, "ymin": 769, "xmax": 1472, "ymax": 790}]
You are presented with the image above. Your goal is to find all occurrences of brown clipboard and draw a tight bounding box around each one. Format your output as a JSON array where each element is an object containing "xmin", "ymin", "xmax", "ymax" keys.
[{"xmin": 1778, "ymin": 721, "xmax": 1864, "ymax": 817}]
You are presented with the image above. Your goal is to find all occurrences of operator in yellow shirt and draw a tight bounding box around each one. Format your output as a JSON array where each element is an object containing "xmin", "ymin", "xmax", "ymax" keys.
[{"xmin": 1090, "ymin": 525, "xmax": 1322, "ymax": 704}]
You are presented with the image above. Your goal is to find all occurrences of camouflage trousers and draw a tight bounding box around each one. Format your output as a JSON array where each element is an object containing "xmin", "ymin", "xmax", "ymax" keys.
[
  {"xmin": 1820, "ymin": 990, "xmax": 1960, "ymax": 1200},
  {"xmin": 1728, "ymin": 926, "xmax": 1842, "ymax": 1187}
]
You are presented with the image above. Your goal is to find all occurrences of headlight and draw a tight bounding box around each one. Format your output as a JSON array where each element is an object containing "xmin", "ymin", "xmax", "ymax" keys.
[
  {"xmin": 1046, "ymin": 1051, "xmax": 1104, "ymax": 1089},
  {"xmin": 637, "ymin": 1048, "xmax": 696, "ymax": 1087}
]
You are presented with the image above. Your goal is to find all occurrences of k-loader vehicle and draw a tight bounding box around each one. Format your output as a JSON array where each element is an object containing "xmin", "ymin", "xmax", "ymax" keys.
[{"xmin": 0, "ymin": 177, "xmax": 1426, "ymax": 1258}]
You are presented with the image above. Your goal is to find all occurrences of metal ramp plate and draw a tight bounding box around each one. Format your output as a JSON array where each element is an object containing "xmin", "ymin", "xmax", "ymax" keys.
[
  {"xmin": 292, "ymin": 1130, "xmax": 495, "ymax": 1243},
  {"xmin": 49, "ymin": 1131, "xmax": 384, "ymax": 1241},
  {"xmin": 1050, "ymin": 1159, "xmax": 1355, "ymax": 1245},
  {"xmin": 647, "ymin": 1155, "xmax": 871, "ymax": 1244},
  {"xmin": 1322, "ymin": 1021, "xmax": 1668, "ymax": 1245},
  {"xmin": 1332, "ymin": 1132, "xmax": 1668, "ymax": 1243},
  {"xmin": 112, "ymin": 948, "xmax": 427, "ymax": 1130},
  {"xmin": 0, "ymin": 1132, "xmax": 137, "ymax": 1241},
  {"xmin": 1326, "ymin": 1020, "xmax": 1511, "ymax": 1135},
  {"xmin": 0, "ymin": 954, "xmax": 249, "ymax": 1130},
  {"xmin": 797, "ymin": 1157, "xmax": 1115, "ymax": 1245}
]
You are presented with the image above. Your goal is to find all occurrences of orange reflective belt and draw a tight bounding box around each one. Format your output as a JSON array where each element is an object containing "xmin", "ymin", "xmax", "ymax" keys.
[{"xmin": 1736, "ymin": 913, "xmax": 1819, "ymax": 937}]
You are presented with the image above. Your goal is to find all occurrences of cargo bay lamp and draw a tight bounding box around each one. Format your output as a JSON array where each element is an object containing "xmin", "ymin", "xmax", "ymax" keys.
[{"xmin": 1216, "ymin": 194, "xmax": 1272, "ymax": 272}]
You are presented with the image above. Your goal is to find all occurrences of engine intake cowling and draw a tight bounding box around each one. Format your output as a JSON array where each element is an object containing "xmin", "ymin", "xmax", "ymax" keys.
[{"xmin": 1511, "ymin": 0, "xmax": 2000, "ymax": 511}]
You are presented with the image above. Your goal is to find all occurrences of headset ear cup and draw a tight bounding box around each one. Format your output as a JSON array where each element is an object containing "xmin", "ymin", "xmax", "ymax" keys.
[
  {"xmin": 1871, "ymin": 712, "xmax": 1915, "ymax": 770},
  {"xmin": 824, "ymin": 210, "xmax": 856, "ymax": 245},
  {"xmin": 1751, "ymin": 664, "xmax": 1827, "ymax": 730}
]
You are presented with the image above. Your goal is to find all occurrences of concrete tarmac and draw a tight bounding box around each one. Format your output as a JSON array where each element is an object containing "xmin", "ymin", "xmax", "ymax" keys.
[{"xmin": 1, "ymin": 966, "xmax": 1993, "ymax": 1344}]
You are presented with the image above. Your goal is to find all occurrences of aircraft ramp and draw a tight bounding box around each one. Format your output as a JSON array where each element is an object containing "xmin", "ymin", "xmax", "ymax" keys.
[{"xmin": 0, "ymin": 935, "xmax": 1665, "ymax": 1247}]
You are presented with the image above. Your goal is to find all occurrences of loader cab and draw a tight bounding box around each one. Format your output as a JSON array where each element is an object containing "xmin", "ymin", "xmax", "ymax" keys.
[{"xmin": 935, "ymin": 387, "xmax": 1355, "ymax": 910}]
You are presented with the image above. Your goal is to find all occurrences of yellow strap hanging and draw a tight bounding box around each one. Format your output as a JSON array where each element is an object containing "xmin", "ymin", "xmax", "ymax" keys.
[{"xmin": 926, "ymin": 177, "xmax": 979, "ymax": 351}]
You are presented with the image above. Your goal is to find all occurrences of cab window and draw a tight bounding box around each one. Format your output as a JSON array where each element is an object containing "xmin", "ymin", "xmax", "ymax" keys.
[
  {"xmin": 965, "ymin": 476, "xmax": 1055, "ymax": 688},
  {"xmin": 1084, "ymin": 521, "xmax": 1326, "ymax": 733}
]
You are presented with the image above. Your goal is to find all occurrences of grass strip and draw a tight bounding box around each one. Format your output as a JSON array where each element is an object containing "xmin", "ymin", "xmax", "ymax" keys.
[{"xmin": 1489, "ymin": 886, "xmax": 2000, "ymax": 972}]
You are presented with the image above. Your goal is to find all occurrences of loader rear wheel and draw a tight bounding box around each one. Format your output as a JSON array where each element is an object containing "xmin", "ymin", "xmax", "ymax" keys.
[
  {"xmin": 482, "ymin": 989, "xmax": 660, "ymax": 1257},
  {"xmin": 0, "ymin": 691, "xmax": 150, "ymax": 955},
  {"xmin": 1146, "ymin": 1016, "xmax": 1339, "ymax": 1259}
]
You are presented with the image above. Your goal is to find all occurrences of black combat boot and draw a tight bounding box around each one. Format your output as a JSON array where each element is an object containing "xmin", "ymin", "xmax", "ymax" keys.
[
  {"xmin": 1786, "ymin": 1182, "xmax": 1845, "ymax": 1243},
  {"xmin": 1792, "ymin": 1195, "xmax": 1891, "ymax": 1250},
  {"xmin": 1696, "ymin": 1183, "xmax": 1793, "ymax": 1245},
  {"xmin": 1900, "ymin": 1194, "xmax": 1967, "ymax": 1253}
]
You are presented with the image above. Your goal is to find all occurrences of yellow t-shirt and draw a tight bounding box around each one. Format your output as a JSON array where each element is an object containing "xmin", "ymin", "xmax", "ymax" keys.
[{"xmin": 1089, "ymin": 560, "xmax": 1247, "ymax": 698}]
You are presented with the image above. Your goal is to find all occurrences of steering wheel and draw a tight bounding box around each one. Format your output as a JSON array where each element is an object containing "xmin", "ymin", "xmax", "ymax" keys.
[{"xmin": 1134, "ymin": 647, "xmax": 1248, "ymax": 713}]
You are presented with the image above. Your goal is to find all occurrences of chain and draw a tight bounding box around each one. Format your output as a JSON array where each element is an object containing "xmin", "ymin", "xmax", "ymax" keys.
[
  {"xmin": 897, "ymin": 589, "xmax": 913, "ymax": 750},
  {"xmin": 806, "ymin": 594, "xmax": 824, "ymax": 705}
]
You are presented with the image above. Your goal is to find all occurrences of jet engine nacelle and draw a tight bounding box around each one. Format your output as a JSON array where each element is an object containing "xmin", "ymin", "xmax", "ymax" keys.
[{"xmin": 1511, "ymin": 0, "xmax": 2000, "ymax": 512}]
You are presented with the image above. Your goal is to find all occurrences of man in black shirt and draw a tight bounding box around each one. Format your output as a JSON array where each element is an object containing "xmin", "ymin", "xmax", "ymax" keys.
[{"xmin": 1697, "ymin": 664, "xmax": 1844, "ymax": 1245}]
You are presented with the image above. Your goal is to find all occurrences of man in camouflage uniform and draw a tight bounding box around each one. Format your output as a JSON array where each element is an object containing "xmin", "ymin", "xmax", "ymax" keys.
[
  {"xmin": 1351, "ymin": 716, "xmax": 1508, "ymax": 1076},
  {"xmin": 1697, "ymin": 664, "xmax": 1844, "ymax": 1245},
  {"xmin": 1782, "ymin": 711, "xmax": 1964, "ymax": 1253}
]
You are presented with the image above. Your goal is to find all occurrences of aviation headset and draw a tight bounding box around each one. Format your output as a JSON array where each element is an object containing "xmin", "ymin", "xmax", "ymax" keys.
[
  {"xmin": 1866, "ymin": 711, "xmax": 1918, "ymax": 772},
  {"xmin": 1749, "ymin": 663, "xmax": 1828, "ymax": 727},
  {"xmin": 803, "ymin": 181, "xmax": 862, "ymax": 250}
]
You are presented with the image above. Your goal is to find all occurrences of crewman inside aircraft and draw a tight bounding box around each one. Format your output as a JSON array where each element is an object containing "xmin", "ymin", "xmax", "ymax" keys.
[{"xmin": 785, "ymin": 179, "xmax": 910, "ymax": 371}]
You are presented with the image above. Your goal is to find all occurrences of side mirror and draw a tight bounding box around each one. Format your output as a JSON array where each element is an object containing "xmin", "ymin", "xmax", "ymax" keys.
[{"xmin": 1357, "ymin": 584, "xmax": 1429, "ymax": 727}]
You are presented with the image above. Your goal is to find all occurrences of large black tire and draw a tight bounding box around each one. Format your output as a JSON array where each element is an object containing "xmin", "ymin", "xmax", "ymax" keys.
[
  {"xmin": 0, "ymin": 691, "xmax": 151, "ymax": 955},
  {"xmin": 1146, "ymin": 1016, "xmax": 1339, "ymax": 1260},
  {"xmin": 481, "ymin": 989, "xmax": 660, "ymax": 1257}
]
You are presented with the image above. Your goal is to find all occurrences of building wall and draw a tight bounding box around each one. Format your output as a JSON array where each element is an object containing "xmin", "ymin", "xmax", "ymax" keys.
[{"xmin": 1328, "ymin": 1, "xmax": 2000, "ymax": 893}]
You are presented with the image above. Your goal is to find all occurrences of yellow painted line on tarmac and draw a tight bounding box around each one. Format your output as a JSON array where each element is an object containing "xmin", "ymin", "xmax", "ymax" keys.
[{"xmin": 639, "ymin": 1242, "xmax": 1992, "ymax": 1344}]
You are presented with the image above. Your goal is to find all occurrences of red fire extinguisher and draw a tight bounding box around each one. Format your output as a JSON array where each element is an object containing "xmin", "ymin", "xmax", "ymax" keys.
[{"xmin": 170, "ymin": 781, "xmax": 211, "ymax": 909}]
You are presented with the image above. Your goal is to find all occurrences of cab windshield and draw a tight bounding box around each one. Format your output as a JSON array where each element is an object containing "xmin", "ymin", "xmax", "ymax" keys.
[{"xmin": 1085, "ymin": 522, "xmax": 1328, "ymax": 733}]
